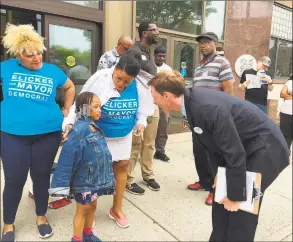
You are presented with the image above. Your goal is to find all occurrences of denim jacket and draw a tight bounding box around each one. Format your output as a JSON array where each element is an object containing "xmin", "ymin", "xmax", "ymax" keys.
[{"xmin": 49, "ymin": 116, "xmax": 115, "ymax": 197}]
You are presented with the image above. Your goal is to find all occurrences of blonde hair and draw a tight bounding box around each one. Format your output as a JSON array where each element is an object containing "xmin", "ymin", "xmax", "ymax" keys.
[
  {"xmin": 148, "ymin": 70, "xmax": 185, "ymax": 97},
  {"xmin": 2, "ymin": 23, "xmax": 46, "ymax": 57}
]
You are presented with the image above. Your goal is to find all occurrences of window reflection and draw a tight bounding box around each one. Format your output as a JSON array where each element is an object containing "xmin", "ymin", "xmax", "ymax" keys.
[
  {"xmin": 276, "ymin": 40, "xmax": 292, "ymax": 78},
  {"xmin": 205, "ymin": 0, "xmax": 226, "ymax": 40},
  {"xmin": 49, "ymin": 24, "xmax": 92, "ymax": 79},
  {"xmin": 268, "ymin": 38, "xmax": 277, "ymax": 77},
  {"xmin": 136, "ymin": 1, "xmax": 203, "ymax": 35},
  {"xmin": 269, "ymin": 37, "xmax": 292, "ymax": 79},
  {"xmin": 173, "ymin": 41, "xmax": 195, "ymax": 78},
  {"xmin": 49, "ymin": 24, "xmax": 92, "ymax": 107}
]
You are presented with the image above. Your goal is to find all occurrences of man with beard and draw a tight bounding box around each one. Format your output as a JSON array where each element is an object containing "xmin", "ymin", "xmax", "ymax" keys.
[
  {"xmin": 187, "ymin": 32, "xmax": 235, "ymax": 206},
  {"xmin": 126, "ymin": 21, "xmax": 161, "ymax": 195}
]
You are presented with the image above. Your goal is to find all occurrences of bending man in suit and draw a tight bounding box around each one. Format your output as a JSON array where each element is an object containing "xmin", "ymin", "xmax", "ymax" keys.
[{"xmin": 148, "ymin": 70, "xmax": 289, "ymax": 242}]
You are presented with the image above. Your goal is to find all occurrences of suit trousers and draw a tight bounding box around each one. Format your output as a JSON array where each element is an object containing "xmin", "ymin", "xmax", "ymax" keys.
[
  {"xmin": 155, "ymin": 108, "xmax": 169, "ymax": 154},
  {"xmin": 192, "ymin": 132, "xmax": 215, "ymax": 192},
  {"xmin": 210, "ymin": 147, "xmax": 272, "ymax": 242},
  {"xmin": 127, "ymin": 108, "xmax": 159, "ymax": 184},
  {"xmin": 209, "ymin": 196, "xmax": 263, "ymax": 242}
]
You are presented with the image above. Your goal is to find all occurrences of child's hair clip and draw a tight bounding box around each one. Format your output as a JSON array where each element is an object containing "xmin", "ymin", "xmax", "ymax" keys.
[{"xmin": 76, "ymin": 104, "xmax": 91, "ymax": 119}]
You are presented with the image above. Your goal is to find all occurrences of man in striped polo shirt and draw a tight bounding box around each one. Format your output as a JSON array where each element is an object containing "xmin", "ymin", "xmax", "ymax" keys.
[{"xmin": 187, "ymin": 32, "xmax": 235, "ymax": 206}]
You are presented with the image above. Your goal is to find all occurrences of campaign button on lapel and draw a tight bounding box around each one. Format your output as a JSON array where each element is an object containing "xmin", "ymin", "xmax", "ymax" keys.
[{"xmin": 193, "ymin": 127, "xmax": 203, "ymax": 134}]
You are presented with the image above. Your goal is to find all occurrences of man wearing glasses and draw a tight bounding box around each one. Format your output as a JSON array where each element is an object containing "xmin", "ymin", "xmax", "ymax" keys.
[
  {"xmin": 126, "ymin": 21, "xmax": 161, "ymax": 195},
  {"xmin": 187, "ymin": 32, "xmax": 235, "ymax": 206},
  {"xmin": 97, "ymin": 35, "xmax": 134, "ymax": 70}
]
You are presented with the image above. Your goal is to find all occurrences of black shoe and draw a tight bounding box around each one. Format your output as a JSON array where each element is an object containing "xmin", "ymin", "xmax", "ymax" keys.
[
  {"xmin": 1, "ymin": 226, "xmax": 15, "ymax": 242},
  {"xmin": 143, "ymin": 179, "xmax": 160, "ymax": 191},
  {"xmin": 154, "ymin": 151, "xmax": 170, "ymax": 162},
  {"xmin": 126, "ymin": 183, "xmax": 145, "ymax": 195}
]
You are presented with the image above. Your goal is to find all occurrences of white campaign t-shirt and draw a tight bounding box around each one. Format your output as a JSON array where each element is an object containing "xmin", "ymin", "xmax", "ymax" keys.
[
  {"xmin": 156, "ymin": 63, "xmax": 172, "ymax": 73},
  {"xmin": 280, "ymin": 79, "xmax": 292, "ymax": 115}
]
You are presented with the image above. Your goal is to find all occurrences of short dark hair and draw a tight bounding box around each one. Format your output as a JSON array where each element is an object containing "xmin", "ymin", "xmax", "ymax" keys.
[
  {"xmin": 138, "ymin": 21, "xmax": 151, "ymax": 39},
  {"xmin": 216, "ymin": 47, "xmax": 223, "ymax": 52},
  {"xmin": 154, "ymin": 46, "xmax": 166, "ymax": 55},
  {"xmin": 75, "ymin": 92, "xmax": 95, "ymax": 113},
  {"xmin": 148, "ymin": 70, "xmax": 185, "ymax": 97},
  {"xmin": 116, "ymin": 47, "xmax": 141, "ymax": 77}
]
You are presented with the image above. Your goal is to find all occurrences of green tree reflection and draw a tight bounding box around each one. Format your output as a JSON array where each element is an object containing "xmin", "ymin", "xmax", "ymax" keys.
[
  {"xmin": 49, "ymin": 45, "xmax": 91, "ymax": 73},
  {"xmin": 136, "ymin": 1, "xmax": 217, "ymax": 35}
]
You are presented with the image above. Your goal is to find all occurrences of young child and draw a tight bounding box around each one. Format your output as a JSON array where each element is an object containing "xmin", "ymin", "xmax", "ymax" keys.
[{"xmin": 49, "ymin": 92, "xmax": 115, "ymax": 242}]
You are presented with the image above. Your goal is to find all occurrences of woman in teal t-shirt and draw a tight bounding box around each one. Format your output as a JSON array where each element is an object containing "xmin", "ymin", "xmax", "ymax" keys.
[{"xmin": 0, "ymin": 24, "xmax": 75, "ymax": 241}]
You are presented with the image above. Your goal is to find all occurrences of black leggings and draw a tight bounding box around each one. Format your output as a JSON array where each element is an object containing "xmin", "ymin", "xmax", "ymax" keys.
[
  {"xmin": 0, "ymin": 131, "xmax": 61, "ymax": 224},
  {"xmin": 279, "ymin": 112, "xmax": 293, "ymax": 150}
]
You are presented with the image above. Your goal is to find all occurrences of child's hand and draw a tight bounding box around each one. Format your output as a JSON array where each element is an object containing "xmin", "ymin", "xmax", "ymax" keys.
[{"xmin": 62, "ymin": 124, "xmax": 72, "ymax": 142}]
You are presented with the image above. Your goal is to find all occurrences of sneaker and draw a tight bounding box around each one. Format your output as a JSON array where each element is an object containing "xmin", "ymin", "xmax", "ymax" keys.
[
  {"xmin": 83, "ymin": 232, "xmax": 102, "ymax": 242},
  {"xmin": 1, "ymin": 226, "xmax": 15, "ymax": 242},
  {"xmin": 143, "ymin": 179, "xmax": 160, "ymax": 191},
  {"xmin": 126, "ymin": 183, "xmax": 145, "ymax": 195},
  {"xmin": 154, "ymin": 151, "xmax": 170, "ymax": 162},
  {"xmin": 108, "ymin": 209, "xmax": 130, "ymax": 228},
  {"xmin": 37, "ymin": 221, "xmax": 53, "ymax": 239}
]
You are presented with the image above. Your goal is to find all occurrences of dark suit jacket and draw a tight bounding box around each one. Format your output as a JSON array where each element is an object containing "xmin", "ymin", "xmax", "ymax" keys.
[{"xmin": 184, "ymin": 88, "xmax": 289, "ymax": 201}]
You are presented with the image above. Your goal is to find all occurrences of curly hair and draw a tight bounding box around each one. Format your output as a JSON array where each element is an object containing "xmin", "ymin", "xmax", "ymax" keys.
[{"xmin": 2, "ymin": 23, "xmax": 46, "ymax": 57}]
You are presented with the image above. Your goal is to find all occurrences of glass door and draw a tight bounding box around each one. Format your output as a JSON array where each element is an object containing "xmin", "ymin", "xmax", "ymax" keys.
[
  {"xmin": 168, "ymin": 37, "xmax": 198, "ymax": 133},
  {"xmin": 44, "ymin": 15, "xmax": 100, "ymax": 107},
  {"xmin": 170, "ymin": 37, "xmax": 197, "ymax": 88}
]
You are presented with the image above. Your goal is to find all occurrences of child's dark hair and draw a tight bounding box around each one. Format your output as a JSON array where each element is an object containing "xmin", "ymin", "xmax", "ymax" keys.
[
  {"xmin": 116, "ymin": 47, "xmax": 141, "ymax": 77},
  {"xmin": 75, "ymin": 92, "xmax": 95, "ymax": 113},
  {"xmin": 154, "ymin": 46, "xmax": 167, "ymax": 55}
]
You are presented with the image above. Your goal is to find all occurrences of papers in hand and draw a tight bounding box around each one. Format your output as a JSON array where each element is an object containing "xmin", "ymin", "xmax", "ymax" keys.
[
  {"xmin": 214, "ymin": 167, "xmax": 262, "ymax": 215},
  {"xmin": 246, "ymin": 74, "xmax": 261, "ymax": 89}
]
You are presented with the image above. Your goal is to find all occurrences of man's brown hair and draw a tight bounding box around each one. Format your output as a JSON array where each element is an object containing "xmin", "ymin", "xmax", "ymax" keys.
[{"xmin": 148, "ymin": 70, "xmax": 185, "ymax": 97}]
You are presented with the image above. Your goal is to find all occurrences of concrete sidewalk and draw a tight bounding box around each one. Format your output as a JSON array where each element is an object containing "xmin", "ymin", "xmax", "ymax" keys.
[{"xmin": 1, "ymin": 132, "xmax": 292, "ymax": 241}]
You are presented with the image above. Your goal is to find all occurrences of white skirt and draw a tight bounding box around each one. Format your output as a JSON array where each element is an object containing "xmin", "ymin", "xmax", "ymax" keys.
[{"xmin": 105, "ymin": 131, "xmax": 133, "ymax": 161}]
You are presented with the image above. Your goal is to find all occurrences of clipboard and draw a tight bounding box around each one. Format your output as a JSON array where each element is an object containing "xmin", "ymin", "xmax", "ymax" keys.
[{"xmin": 214, "ymin": 167, "xmax": 263, "ymax": 215}]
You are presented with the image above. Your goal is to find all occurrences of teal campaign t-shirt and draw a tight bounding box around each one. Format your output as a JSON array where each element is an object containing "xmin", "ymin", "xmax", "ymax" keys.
[
  {"xmin": 0, "ymin": 58, "xmax": 67, "ymax": 135},
  {"xmin": 96, "ymin": 80, "xmax": 138, "ymax": 138}
]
